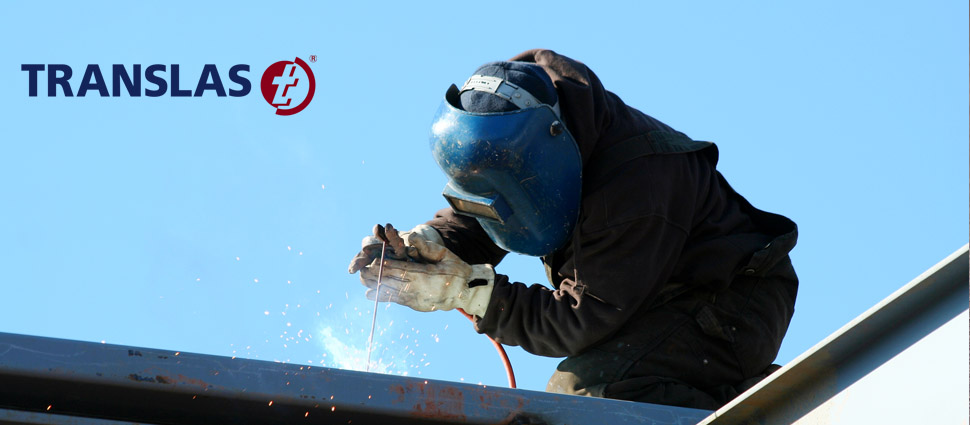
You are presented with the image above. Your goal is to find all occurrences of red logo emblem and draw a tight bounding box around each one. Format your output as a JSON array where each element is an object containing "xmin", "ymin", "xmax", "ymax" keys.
[{"xmin": 260, "ymin": 57, "xmax": 316, "ymax": 116}]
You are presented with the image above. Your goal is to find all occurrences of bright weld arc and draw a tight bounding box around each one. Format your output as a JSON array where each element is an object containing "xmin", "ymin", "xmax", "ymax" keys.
[{"xmin": 365, "ymin": 241, "xmax": 387, "ymax": 373}]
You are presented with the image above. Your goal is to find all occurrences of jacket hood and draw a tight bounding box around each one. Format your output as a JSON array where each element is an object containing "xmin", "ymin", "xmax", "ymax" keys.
[{"xmin": 508, "ymin": 49, "xmax": 678, "ymax": 166}]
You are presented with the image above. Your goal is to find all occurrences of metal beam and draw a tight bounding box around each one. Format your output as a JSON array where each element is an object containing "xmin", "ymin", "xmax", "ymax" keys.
[{"xmin": 0, "ymin": 332, "xmax": 711, "ymax": 424}]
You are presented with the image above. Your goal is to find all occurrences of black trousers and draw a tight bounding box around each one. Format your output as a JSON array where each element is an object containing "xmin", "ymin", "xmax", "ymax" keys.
[{"xmin": 546, "ymin": 255, "xmax": 798, "ymax": 410}]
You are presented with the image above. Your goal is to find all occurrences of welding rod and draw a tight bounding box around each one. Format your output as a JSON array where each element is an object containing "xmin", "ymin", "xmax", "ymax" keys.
[{"xmin": 364, "ymin": 240, "xmax": 387, "ymax": 373}]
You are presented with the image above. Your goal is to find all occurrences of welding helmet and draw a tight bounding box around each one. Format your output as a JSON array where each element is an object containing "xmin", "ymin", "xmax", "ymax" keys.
[{"xmin": 429, "ymin": 63, "xmax": 581, "ymax": 257}]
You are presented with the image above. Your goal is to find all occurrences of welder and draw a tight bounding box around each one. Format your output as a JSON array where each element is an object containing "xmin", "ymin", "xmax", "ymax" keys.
[{"xmin": 348, "ymin": 49, "xmax": 798, "ymax": 410}]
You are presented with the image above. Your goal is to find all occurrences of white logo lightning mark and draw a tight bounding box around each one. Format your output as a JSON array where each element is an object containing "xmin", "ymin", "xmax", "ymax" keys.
[{"xmin": 271, "ymin": 64, "xmax": 300, "ymax": 106}]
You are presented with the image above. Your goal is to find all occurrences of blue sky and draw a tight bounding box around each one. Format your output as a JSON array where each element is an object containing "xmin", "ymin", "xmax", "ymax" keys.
[{"xmin": 1, "ymin": 1, "xmax": 967, "ymax": 393}]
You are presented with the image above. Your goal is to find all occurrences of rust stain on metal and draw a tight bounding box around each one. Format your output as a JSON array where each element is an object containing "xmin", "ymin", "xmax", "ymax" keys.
[
  {"xmin": 130, "ymin": 365, "xmax": 215, "ymax": 392},
  {"xmin": 389, "ymin": 384, "xmax": 406, "ymax": 403},
  {"xmin": 388, "ymin": 381, "xmax": 467, "ymax": 421},
  {"xmin": 478, "ymin": 390, "xmax": 525, "ymax": 411},
  {"xmin": 126, "ymin": 373, "xmax": 173, "ymax": 386},
  {"xmin": 176, "ymin": 373, "xmax": 214, "ymax": 391},
  {"xmin": 128, "ymin": 373, "xmax": 157, "ymax": 383}
]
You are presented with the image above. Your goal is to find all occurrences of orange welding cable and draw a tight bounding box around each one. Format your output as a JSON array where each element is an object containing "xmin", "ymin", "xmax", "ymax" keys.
[{"xmin": 457, "ymin": 308, "xmax": 516, "ymax": 389}]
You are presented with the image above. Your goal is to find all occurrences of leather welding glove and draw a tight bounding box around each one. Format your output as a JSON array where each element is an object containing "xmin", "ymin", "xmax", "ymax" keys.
[
  {"xmin": 347, "ymin": 224, "xmax": 444, "ymax": 274},
  {"xmin": 358, "ymin": 233, "xmax": 495, "ymax": 318}
]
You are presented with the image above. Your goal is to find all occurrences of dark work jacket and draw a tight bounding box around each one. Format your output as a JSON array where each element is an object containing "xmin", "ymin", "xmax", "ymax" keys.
[{"xmin": 426, "ymin": 49, "xmax": 797, "ymax": 358}]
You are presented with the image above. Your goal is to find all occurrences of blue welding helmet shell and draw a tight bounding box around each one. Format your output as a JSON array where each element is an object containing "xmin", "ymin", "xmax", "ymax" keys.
[{"xmin": 430, "ymin": 84, "xmax": 582, "ymax": 257}]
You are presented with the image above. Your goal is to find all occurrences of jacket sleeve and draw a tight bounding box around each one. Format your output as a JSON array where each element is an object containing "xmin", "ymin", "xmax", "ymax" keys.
[
  {"xmin": 424, "ymin": 201, "xmax": 691, "ymax": 357},
  {"xmin": 471, "ymin": 152, "xmax": 708, "ymax": 357},
  {"xmin": 474, "ymin": 216, "xmax": 689, "ymax": 357}
]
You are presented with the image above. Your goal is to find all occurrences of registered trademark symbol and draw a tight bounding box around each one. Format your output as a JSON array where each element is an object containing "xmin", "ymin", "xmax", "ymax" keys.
[{"xmin": 309, "ymin": 55, "xmax": 317, "ymax": 63}]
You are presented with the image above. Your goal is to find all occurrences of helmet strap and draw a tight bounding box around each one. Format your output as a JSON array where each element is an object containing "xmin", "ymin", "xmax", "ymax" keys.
[{"xmin": 460, "ymin": 75, "xmax": 561, "ymax": 118}]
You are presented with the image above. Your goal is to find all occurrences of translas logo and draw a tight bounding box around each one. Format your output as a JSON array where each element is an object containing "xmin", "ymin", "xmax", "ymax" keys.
[
  {"xmin": 260, "ymin": 58, "xmax": 315, "ymax": 116},
  {"xmin": 20, "ymin": 56, "xmax": 317, "ymax": 116}
]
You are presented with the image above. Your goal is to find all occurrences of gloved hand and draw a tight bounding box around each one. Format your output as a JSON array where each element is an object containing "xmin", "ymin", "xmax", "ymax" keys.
[
  {"xmin": 346, "ymin": 223, "xmax": 444, "ymax": 274},
  {"xmin": 358, "ymin": 232, "xmax": 495, "ymax": 318}
]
